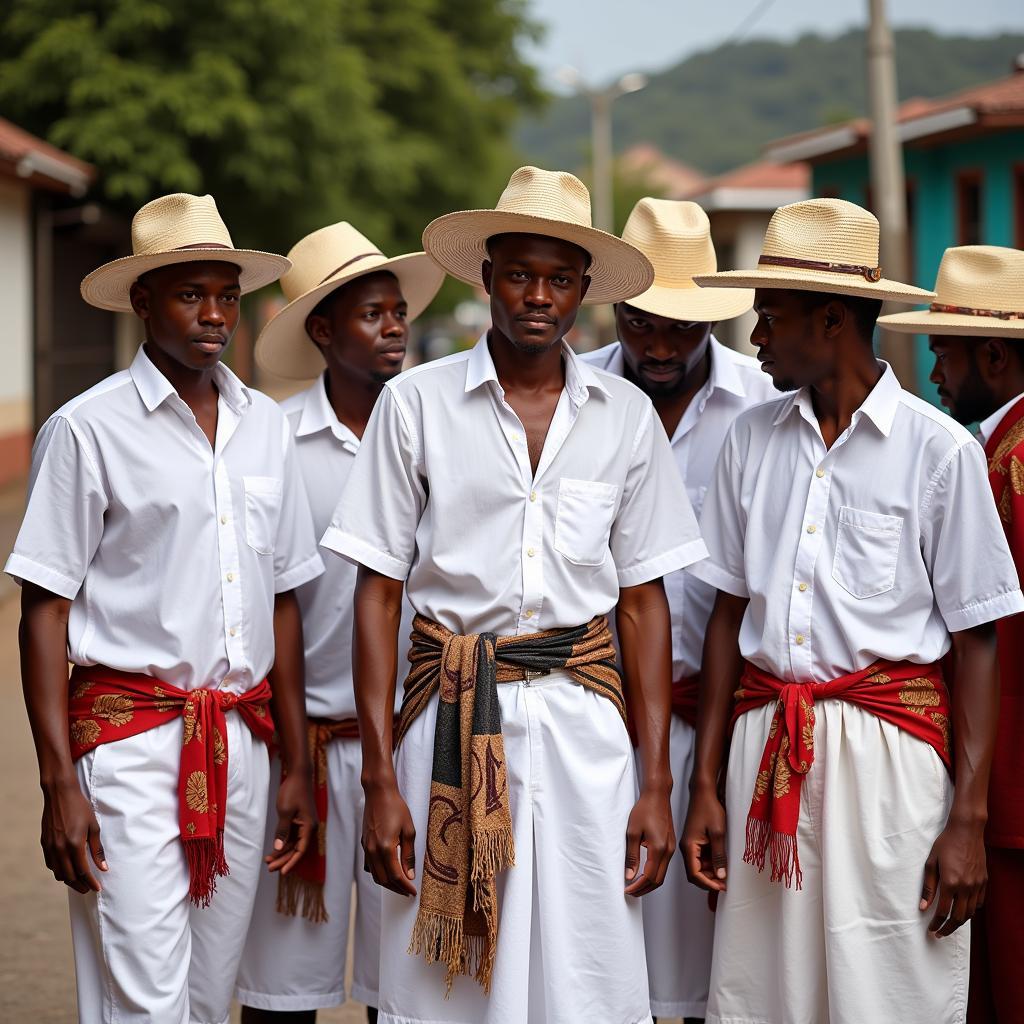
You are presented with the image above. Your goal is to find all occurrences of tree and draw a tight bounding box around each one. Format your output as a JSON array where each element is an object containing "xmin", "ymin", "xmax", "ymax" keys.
[{"xmin": 0, "ymin": 0, "xmax": 544, "ymax": 254}]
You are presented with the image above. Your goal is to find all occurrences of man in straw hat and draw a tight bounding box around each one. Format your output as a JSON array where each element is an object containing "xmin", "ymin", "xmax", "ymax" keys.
[
  {"xmin": 320, "ymin": 165, "xmax": 708, "ymax": 1023},
  {"xmin": 878, "ymin": 245, "xmax": 1024, "ymax": 1024},
  {"xmin": 236, "ymin": 222, "xmax": 444, "ymax": 1023},
  {"xmin": 582, "ymin": 197, "xmax": 773, "ymax": 1023},
  {"xmin": 6, "ymin": 193, "xmax": 324, "ymax": 1023},
  {"xmin": 678, "ymin": 198, "xmax": 1024, "ymax": 1024}
]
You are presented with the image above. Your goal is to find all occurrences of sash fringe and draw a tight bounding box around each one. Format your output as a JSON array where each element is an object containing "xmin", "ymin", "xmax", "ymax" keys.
[
  {"xmin": 276, "ymin": 872, "xmax": 328, "ymax": 923},
  {"xmin": 185, "ymin": 832, "xmax": 228, "ymax": 907},
  {"xmin": 743, "ymin": 815, "xmax": 802, "ymax": 890}
]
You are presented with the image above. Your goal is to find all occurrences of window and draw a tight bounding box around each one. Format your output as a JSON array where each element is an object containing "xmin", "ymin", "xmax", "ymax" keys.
[{"xmin": 957, "ymin": 171, "xmax": 983, "ymax": 245}]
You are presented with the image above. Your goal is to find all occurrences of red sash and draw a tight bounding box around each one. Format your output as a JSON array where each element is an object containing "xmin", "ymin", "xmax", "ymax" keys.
[
  {"xmin": 68, "ymin": 666, "xmax": 275, "ymax": 906},
  {"xmin": 733, "ymin": 659, "xmax": 951, "ymax": 889},
  {"xmin": 671, "ymin": 673, "xmax": 700, "ymax": 728}
]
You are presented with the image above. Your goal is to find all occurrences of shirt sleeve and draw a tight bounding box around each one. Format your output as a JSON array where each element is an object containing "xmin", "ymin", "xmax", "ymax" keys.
[
  {"xmin": 272, "ymin": 421, "xmax": 325, "ymax": 594},
  {"xmin": 686, "ymin": 422, "xmax": 750, "ymax": 598},
  {"xmin": 922, "ymin": 439, "xmax": 1024, "ymax": 631},
  {"xmin": 320, "ymin": 386, "xmax": 426, "ymax": 580},
  {"xmin": 4, "ymin": 416, "xmax": 108, "ymax": 600},
  {"xmin": 610, "ymin": 405, "xmax": 708, "ymax": 588}
]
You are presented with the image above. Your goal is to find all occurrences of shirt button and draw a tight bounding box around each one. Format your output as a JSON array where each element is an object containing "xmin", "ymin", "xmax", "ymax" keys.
[
  {"xmin": 806, "ymin": 524, "xmax": 816, "ymax": 534},
  {"xmin": 529, "ymin": 491, "xmax": 537, "ymax": 502},
  {"xmin": 524, "ymin": 609, "xmax": 534, "ymax": 619},
  {"xmin": 229, "ymin": 627, "xmax": 237, "ymax": 637},
  {"xmin": 220, "ymin": 515, "xmax": 228, "ymax": 525},
  {"xmin": 527, "ymin": 547, "xmax": 535, "ymax": 557},
  {"xmin": 226, "ymin": 572, "xmax": 234, "ymax": 582},
  {"xmin": 511, "ymin": 432, "xmax": 520, "ymax": 441},
  {"xmin": 816, "ymin": 467, "xmax": 825, "ymax": 478},
  {"xmin": 798, "ymin": 582, "xmax": 808, "ymax": 592},
  {"xmin": 795, "ymin": 634, "xmax": 805, "ymax": 645}
]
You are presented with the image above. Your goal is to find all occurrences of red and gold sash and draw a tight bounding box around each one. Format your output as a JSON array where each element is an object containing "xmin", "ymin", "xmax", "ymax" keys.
[
  {"xmin": 671, "ymin": 673, "xmax": 700, "ymax": 728},
  {"xmin": 68, "ymin": 666, "xmax": 275, "ymax": 906},
  {"xmin": 733, "ymin": 659, "xmax": 951, "ymax": 889}
]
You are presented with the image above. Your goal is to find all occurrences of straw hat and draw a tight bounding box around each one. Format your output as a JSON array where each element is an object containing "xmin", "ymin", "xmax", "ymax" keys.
[
  {"xmin": 421, "ymin": 165, "xmax": 654, "ymax": 305},
  {"xmin": 255, "ymin": 222, "xmax": 446, "ymax": 380},
  {"xmin": 80, "ymin": 193, "xmax": 290, "ymax": 312},
  {"xmin": 620, "ymin": 199, "xmax": 753, "ymax": 321},
  {"xmin": 877, "ymin": 246, "xmax": 1024, "ymax": 338},
  {"xmin": 694, "ymin": 198, "xmax": 935, "ymax": 303}
]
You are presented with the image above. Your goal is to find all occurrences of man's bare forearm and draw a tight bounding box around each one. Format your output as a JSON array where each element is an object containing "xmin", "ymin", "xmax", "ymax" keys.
[{"xmin": 268, "ymin": 589, "xmax": 310, "ymax": 773}]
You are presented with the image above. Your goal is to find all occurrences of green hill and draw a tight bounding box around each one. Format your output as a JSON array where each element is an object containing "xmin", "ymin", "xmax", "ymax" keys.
[{"xmin": 518, "ymin": 28, "xmax": 1024, "ymax": 175}]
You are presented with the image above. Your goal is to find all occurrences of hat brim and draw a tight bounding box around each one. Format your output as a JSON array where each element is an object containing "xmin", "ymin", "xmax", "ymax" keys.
[
  {"xmin": 422, "ymin": 210, "xmax": 654, "ymax": 305},
  {"xmin": 694, "ymin": 267, "xmax": 935, "ymax": 304},
  {"xmin": 622, "ymin": 281, "xmax": 754, "ymax": 323},
  {"xmin": 80, "ymin": 248, "xmax": 291, "ymax": 313},
  {"xmin": 255, "ymin": 252, "xmax": 446, "ymax": 381},
  {"xmin": 877, "ymin": 309, "xmax": 1024, "ymax": 338}
]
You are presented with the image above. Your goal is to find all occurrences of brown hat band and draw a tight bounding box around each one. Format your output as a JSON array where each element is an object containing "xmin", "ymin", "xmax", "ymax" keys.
[
  {"xmin": 758, "ymin": 254, "xmax": 883, "ymax": 283},
  {"xmin": 319, "ymin": 252, "xmax": 384, "ymax": 285},
  {"xmin": 929, "ymin": 302, "xmax": 1024, "ymax": 322}
]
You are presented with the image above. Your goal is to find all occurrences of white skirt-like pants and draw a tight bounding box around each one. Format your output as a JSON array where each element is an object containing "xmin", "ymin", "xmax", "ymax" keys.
[
  {"xmin": 236, "ymin": 738, "xmax": 382, "ymax": 1010},
  {"xmin": 378, "ymin": 671, "xmax": 653, "ymax": 1024},
  {"xmin": 70, "ymin": 712, "xmax": 270, "ymax": 1024},
  {"xmin": 707, "ymin": 700, "xmax": 969, "ymax": 1024}
]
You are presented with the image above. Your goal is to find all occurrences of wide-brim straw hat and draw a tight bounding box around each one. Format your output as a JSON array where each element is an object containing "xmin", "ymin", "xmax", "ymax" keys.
[
  {"xmin": 694, "ymin": 198, "xmax": 935, "ymax": 304},
  {"xmin": 620, "ymin": 198, "xmax": 753, "ymax": 321},
  {"xmin": 255, "ymin": 222, "xmax": 446, "ymax": 380},
  {"xmin": 878, "ymin": 246, "xmax": 1024, "ymax": 338},
  {"xmin": 421, "ymin": 165, "xmax": 654, "ymax": 305},
  {"xmin": 80, "ymin": 193, "xmax": 290, "ymax": 312}
]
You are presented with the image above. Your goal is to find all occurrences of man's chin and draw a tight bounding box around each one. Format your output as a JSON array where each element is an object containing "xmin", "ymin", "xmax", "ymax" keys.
[{"xmin": 508, "ymin": 330, "xmax": 561, "ymax": 355}]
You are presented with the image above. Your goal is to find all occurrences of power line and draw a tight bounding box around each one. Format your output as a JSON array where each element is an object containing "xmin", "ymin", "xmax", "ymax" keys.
[{"xmin": 725, "ymin": 0, "xmax": 780, "ymax": 46}]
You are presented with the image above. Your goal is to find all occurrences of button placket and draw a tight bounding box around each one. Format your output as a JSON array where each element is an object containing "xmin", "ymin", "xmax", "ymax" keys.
[{"xmin": 214, "ymin": 459, "xmax": 244, "ymax": 674}]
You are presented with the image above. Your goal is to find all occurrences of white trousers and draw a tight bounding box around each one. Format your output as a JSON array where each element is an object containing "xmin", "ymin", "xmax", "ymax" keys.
[
  {"xmin": 70, "ymin": 713, "xmax": 270, "ymax": 1024},
  {"xmin": 707, "ymin": 701, "xmax": 968, "ymax": 1024},
  {"xmin": 378, "ymin": 671, "xmax": 653, "ymax": 1024},
  {"xmin": 641, "ymin": 715, "xmax": 714, "ymax": 1019},
  {"xmin": 236, "ymin": 739, "xmax": 382, "ymax": 1010}
]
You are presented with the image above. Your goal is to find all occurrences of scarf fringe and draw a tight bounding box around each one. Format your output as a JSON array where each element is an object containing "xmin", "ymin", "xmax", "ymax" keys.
[
  {"xmin": 743, "ymin": 815, "xmax": 802, "ymax": 890},
  {"xmin": 275, "ymin": 873, "xmax": 328, "ymax": 923},
  {"xmin": 408, "ymin": 912, "xmax": 489, "ymax": 996},
  {"xmin": 470, "ymin": 826, "xmax": 516, "ymax": 888},
  {"xmin": 185, "ymin": 832, "xmax": 228, "ymax": 907}
]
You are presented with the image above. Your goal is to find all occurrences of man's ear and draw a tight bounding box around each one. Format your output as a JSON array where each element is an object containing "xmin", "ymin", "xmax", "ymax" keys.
[
  {"xmin": 481, "ymin": 259, "xmax": 493, "ymax": 296},
  {"xmin": 579, "ymin": 273, "xmax": 591, "ymax": 302},
  {"xmin": 982, "ymin": 336, "xmax": 1011, "ymax": 376},
  {"xmin": 821, "ymin": 300, "xmax": 845, "ymax": 337},
  {"xmin": 129, "ymin": 281, "xmax": 150, "ymax": 320},
  {"xmin": 305, "ymin": 314, "xmax": 331, "ymax": 352}
]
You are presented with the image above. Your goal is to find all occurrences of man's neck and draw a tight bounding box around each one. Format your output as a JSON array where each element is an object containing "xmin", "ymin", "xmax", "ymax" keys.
[
  {"xmin": 324, "ymin": 367, "xmax": 384, "ymax": 440},
  {"xmin": 143, "ymin": 341, "xmax": 219, "ymax": 412},
  {"xmin": 810, "ymin": 346, "xmax": 884, "ymax": 450},
  {"xmin": 487, "ymin": 328, "xmax": 566, "ymax": 394},
  {"xmin": 985, "ymin": 376, "xmax": 1024, "ymax": 423}
]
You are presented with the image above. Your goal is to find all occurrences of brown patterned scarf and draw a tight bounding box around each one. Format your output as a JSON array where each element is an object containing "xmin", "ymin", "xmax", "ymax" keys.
[{"xmin": 399, "ymin": 614, "xmax": 624, "ymax": 993}]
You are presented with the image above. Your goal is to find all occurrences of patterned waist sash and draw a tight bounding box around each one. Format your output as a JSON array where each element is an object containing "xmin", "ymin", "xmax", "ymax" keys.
[
  {"xmin": 733, "ymin": 659, "xmax": 951, "ymax": 890},
  {"xmin": 400, "ymin": 614, "xmax": 623, "ymax": 993},
  {"xmin": 68, "ymin": 666, "xmax": 275, "ymax": 906}
]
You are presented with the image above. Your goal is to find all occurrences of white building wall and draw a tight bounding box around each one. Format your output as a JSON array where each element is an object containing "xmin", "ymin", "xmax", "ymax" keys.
[{"xmin": 0, "ymin": 179, "xmax": 32, "ymax": 438}]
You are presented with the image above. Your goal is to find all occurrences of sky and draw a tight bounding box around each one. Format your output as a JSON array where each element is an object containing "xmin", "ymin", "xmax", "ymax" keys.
[{"xmin": 524, "ymin": 0, "xmax": 1024, "ymax": 89}]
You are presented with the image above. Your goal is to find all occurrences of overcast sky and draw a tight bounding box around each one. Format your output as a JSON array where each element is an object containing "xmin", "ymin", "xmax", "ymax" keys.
[{"xmin": 525, "ymin": 0, "xmax": 1024, "ymax": 88}]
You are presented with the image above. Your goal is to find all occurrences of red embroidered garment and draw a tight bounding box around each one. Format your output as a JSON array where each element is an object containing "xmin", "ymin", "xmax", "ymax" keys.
[
  {"xmin": 985, "ymin": 396, "xmax": 1024, "ymax": 848},
  {"xmin": 68, "ymin": 666, "xmax": 275, "ymax": 906},
  {"xmin": 733, "ymin": 659, "xmax": 951, "ymax": 889},
  {"xmin": 671, "ymin": 674, "xmax": 699, "ymax": 728}
]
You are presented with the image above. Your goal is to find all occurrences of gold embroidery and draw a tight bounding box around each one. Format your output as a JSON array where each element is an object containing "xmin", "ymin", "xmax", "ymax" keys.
[
  {"xmin": 754, "ymin": 752, "xmax": 777, "ymax": 802},
  {"xmin": 213, "ymin": 728, "xmax": 226, "ymax": 766},
  {"xmin": 72, "ymin": 680, "xmax": 94, "ymax": 699},
  {"xmin": 186, "ymin": 822, "xmax": 196, "ymax": 835},
  {"xmin": 183, "ymin": 703, "xmax": 203, "ymax": 745},
  {"xmin": 989, "ymin": 417, "xmax": 1024, "ymax": 473},
  {"xmin": 999, "ymin": 486, "xmax": 1012, "ymax": 524},
  {"xmin": 800, "ymin": 696, "xmax": 815, "ymax": 751},
  {"xmin": 930, "ymin": 712, "xmax": 951, "ymax": 756},
  {"xmin": 769, "ymin": 716, "xmax": 779, "ymax": 740},
  {"xmin": 865, "ymin": 670, "xmax": 891, "ymax": 686},
  {"xmin": 92, "ymin": 693, "xmax": 134, "ymax": 727},
  {"xmin": 773, "ymin": 738, "xmax": 792, "ymax": 798},
  {"xmin": 1012, "ymin": 456, "xmax": 1024, "ymax": 497},
  {"xmin": 71, "ymin": 719, "xmax": 101, "ymax": 745},
  {"xmin": 898, "ymin": 678, "xmax": 940, "ymax": 714},
  {"xmin": 185, "ymin": 770, "xmax": 209, "ymax": 813}
]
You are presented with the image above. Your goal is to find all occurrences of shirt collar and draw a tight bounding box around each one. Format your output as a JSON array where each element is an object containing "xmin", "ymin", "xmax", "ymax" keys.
[
  {"xmin": 707, "ymin": 337, "xmax": 748, "ymax": 398},
  {"xmin": 295, "ymin": 372, "xmax": 361, "ymax": 448},
  {"xmin": 464, "ymin": 332, "xmax": 612, "ymax": 402},
  {"xmin": 978, "ymin": 391, "xmax": 1024, "ymax": 446},
  {"xmin": 772, "ymin": 360, "xmax": 900, "ymax": 438},
  {"xmin": 130, "ymin": 343, "xmax": 252, "ymax": 414}
]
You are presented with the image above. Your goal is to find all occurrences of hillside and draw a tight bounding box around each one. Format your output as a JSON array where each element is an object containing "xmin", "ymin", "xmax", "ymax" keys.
[{"xmin": 519, "ymin": 28, "xmax": 1024, "ymax": 175}]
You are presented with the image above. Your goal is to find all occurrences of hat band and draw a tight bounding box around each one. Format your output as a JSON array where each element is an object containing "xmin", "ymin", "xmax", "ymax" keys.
[
  {"xmin": 930, "ymin": 302, "xmax": 1024, "ymax": 322},
  {"xmin": 319, "ymin": 252, "xmax": 384, "ymax": 285},
  {"xmin": 758, "ymin": 254, "xmax": 883, "ymax": 283},
  {"xmin": 172, "ymin": 242, "xmax": 232, "ymax": 251}
]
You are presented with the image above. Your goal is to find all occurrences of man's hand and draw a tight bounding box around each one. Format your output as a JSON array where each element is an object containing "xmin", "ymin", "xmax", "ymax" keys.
[
  {"xmin": 41, "ymin": 775, "xmax": 107, "ymax": 894},
  {"xmin": 362, "ymin": 778, "xmax": 417, "ymax": 897},
  {"xmin": 920, "ymin": 816, "xmax": 987, "ymax": 937},
  {"xmin": 681, "ymin": 783, "xmax": 728, "ymax": 892},
  {"xmin": 266, "ymin": 771, "xmax": 316, "ymax": 874},
  {"xmin": 624, "ymin": 785, "xmax": 675, "ymax": 897}
]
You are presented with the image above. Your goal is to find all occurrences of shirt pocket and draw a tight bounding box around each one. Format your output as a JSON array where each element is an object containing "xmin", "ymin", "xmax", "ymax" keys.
[
  {"xmin": 554, "ymin": 477, "xmax": 619, "ymax": 567},
  {"xmin": 831, "ymin": 506, "xmax": 903, "ymax": 599},
  {"xmin": 243, "ymin": 476, "xmax": 284, "ymax": 555}
]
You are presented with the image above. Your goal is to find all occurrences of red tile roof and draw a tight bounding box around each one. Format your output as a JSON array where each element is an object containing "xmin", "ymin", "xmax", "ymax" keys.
[{"xmin": 0, "ymin": 116, "xmax": 94, "ymax": 193}]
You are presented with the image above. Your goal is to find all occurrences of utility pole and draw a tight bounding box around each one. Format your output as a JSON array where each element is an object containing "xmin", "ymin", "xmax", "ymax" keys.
[{"xmin": 867, "ymin": 0, "xmax": 916, "ymax": 386}]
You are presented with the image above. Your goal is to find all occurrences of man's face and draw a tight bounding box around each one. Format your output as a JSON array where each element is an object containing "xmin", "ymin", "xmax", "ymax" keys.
[
  {"xmin": 750, "ymin": 288, "xmax": 833, "ymax": 392},
  {"xmin": 482, "ymin": 233, "xmax": 591, "ymax": 354},
  {"xmin": 615, "ymin": 302, "xmax": 713, "ymax": 398},
  {"xmin": 306, "ymin": 271, "xmax": 408, "ymax": 385},
  {"xmin": 130, "ymin": 261, "xmax": 242, "ymax": 371},
  {"xmin": 928, "ymin": 334, "xmax": 994, "ymax": 425}
]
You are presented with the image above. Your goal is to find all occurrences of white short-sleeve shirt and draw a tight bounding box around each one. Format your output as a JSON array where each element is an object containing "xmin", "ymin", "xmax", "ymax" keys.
[
  {"xmin": 282, "ymin": 374, "xmax": 412, "ymax": 719},
  {"xmin": 5, "ymin": 345, "xmax": 324, "ymax": 693},
  {"xmin": 689, "ymin": 361, "xmax": 1024, "ymax": 682},
  {"xmin": 322, "ymin": 334, "xmax": 708, "ymax": 637},
  {"xmin": 582, "ymin": 338, "xmax": 775, "ymax": 679}
]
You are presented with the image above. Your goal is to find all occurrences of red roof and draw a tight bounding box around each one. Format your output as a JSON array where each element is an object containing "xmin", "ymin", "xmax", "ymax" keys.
[
  {"xmin": 689, "ymin": 159, "xmax": 809, "ymax": 193},
  {"xmin": 619, "ymin": 143, "xmax": 706, "ymax": 199},
  {"xmin": 0, "ymin": 116, "xmax": 94, "ymax": 194}
]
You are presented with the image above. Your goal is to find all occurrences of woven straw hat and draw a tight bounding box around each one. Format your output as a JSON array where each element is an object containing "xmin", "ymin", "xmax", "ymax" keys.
[
  {"xmin": 878, "ymin": 246, "xmax": 1024, "ymax": 338},
  {"xmin": 695, "ymin": 198, "xmax": 935, "ymax": 303},
  {"xmin": 620, "ymin": 198, "xmax": 753, "ymax": 321},
  {"xmin": 255, "ymin": 222, "xmax": 445, "ymax": 380},
  {"xmin": 80, "ymin": 193, "xmax": 290, "ymax": 312},
  {"xmin": 422, "ymin": 165, "xmax": 654, "ymax": 305}
]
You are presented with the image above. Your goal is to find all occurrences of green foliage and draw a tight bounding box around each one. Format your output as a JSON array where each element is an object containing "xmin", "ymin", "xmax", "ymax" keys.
[
  {"xmin": 0, "ymin": 0, "xmax": 543, "ymax": 254},
  {"xmin": 520, "ymin": 29, "xmax": 1024, "ymax": 176}
]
